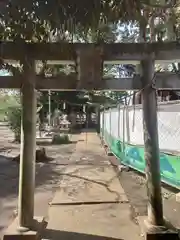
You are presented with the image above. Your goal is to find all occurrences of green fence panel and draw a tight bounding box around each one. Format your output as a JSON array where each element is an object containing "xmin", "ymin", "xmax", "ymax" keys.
[{"xmin": 101, "ymin": 127, "xmax": 180, "ymax": 190}]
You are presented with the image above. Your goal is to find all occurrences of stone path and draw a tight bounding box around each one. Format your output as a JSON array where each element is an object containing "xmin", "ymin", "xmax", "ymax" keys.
[{"xmin": 43, "ymin": 130, "xmax": 141, "ymax": 240}]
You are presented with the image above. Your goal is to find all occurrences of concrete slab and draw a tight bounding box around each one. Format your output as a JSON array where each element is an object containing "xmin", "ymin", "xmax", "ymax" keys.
[
  {"xmin": 50, "ymin": 178, "xmax": 128, "ymax": 204},
  {"xmin": 56, "ymin": 164, "xmax": 118, "ymax": 182},
  {"xmin": 44, "ymin": 204, "xmax": 141, "ymax": 240},
  {"xmin": 66, "ymin": 152, "xmax": 110, "ymax": 166},
  {"xmin": 44, "ymin": 131, "xmax": 141, "ymax": 240},
  {"xmin": 50, "ymin": 160, "xmax": 128, "ymax": 204},
  {"xmin": 3, "ymin": 216, "xmax": 47, "ymax": 240}
]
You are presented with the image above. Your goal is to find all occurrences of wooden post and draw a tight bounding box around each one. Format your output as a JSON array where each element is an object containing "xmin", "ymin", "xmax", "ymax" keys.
[
  {"xmin": 18, "ymin": 58, "xmax": 37, "ymax": 230},
  {"xmin": 48, "ymin": 90, "xmax": 51, "ymax": 127},
  {"xmin": 122, "ymin": 105, "xmax": 126, "ymax": 153},
  {"xmin": 102, "ymin": 106, "xmax": 105, "ymax": 140},
  {"xmin": 125, "ymin": 106, "xmax": 130, "ymax": 143},
  {"xmin": 96, "ymin": 107, "xmax": 100, "ymax": 134},
  {"xmin": 109, "ymin": 108, "xmax": 112, "ymax": 137},
  {"xmin": 141, "ymin": 56, "xmax": 164, "ymax": 226},
  {"xmin": 117, "ymin": 104, "xmax": 120, "ymax": 139}
]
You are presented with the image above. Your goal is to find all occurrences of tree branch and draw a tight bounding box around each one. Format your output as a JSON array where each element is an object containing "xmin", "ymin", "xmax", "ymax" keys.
[{"xmin": 141, "ymin": 0, "xmax": 176, "ymax": 9}]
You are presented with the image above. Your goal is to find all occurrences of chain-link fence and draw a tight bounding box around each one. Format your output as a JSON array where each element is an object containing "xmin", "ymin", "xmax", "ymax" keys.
[
  {"xmin": 100, "ymin": 100, "xmax": 180, "ymax": 153},
  {"xmin": 100, "ymin": 100, "xmax": 180, "ymax": 189}
]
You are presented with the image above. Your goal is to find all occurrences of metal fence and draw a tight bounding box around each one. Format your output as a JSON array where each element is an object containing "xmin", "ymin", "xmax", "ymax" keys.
[
  {"xmin": 100, "ymin": 100, "xmax": 180, "ymax": 189},
  {"xmin": 100, "ymin": 100, "xmax": 180, "ymax": 153}
]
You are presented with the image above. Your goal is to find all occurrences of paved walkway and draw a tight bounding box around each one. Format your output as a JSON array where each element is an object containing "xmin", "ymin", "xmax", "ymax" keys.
[{"xmin": 42, "ymin": 130, "xmax": 141, "ymax": 240}]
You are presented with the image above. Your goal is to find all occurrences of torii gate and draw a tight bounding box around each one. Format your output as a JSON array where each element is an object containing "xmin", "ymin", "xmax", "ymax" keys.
[{"xmin": 1, "ymin": 41, "xmax": 180, "ymax": 239}]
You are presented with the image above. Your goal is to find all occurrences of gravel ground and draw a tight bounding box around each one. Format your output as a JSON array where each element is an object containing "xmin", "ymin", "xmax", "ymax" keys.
[
  {"xmin": 119, "ymin": 168, "xmax": 180, "ymax": 230},
  {"xmin": 0, "ymin": 125, "xmax": 78, "ymax": 239}
]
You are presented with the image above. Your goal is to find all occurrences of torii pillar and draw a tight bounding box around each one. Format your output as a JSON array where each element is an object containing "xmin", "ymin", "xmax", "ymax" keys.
[
  {"xmin": 18, "ymin": 58, "xmax": 37, "ymax": 230},
  {"xmin": 3, "ymin": 58, "xmax": 44, "ymax": 240},
  {"xmin": 140, "ymin": 56, "xmax": 178, "ymax": 239}
]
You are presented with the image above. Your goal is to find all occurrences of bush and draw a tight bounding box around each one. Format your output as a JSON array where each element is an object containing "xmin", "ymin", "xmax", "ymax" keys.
[
  {"xmin": 6, "ymin": 106, "xmax": 21, "ymax": 142},
  {"xmin": 51, "ymin": 134, "xmax": 70, "ymax": 145}
]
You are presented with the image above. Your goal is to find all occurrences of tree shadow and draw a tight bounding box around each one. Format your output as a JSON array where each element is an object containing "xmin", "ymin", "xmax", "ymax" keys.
[
  {"xmin": 0, "ymin": 155, "xmax": 19, "ymax": 198},
  {"xmin": 0, "ymin": 157, "xmax": 56, "ymax": 199},
  {"xmin": 0, "ymin": 146, "xmax": 76, "ymax": 199},
  {"xmin": 0, "ymin": 147, "xmax": 111, "ymax": 199},
  {"xmin": 0, "ymin": 146, "xmax": 17, "ymax": 153},
  {"xmin": 42, "ymin": 229, "xmax": 123, "ymax": 240},
  {"xmin": 36, "ymin": 141, "xmax": 77, "ymax": 146}
]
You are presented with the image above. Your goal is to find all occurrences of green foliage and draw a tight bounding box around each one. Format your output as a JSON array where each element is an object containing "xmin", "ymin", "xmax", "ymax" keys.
[
  {"xmin": 6, "ymin": 106, "xmax": 21, "ymax": 142},
  {"xmin": 0, "ymin": 0, "xmax": 175, "ymax": 46},
  {"xmin": 38, "ymin": 91, "xmax": 89, "ymax": 114},
  {"xmin": 0, "ymin": 91, "xmax": 20, "ymax": 121},
  {"xmin": 51, "ymin": 134, "xmax": 70, "ymax": 145},
  {"xmin": 38, "ymin": 89, "xmax": 128, "ymax": 116},
  {"xmin": 0, "ymin": 0, "xmax": 143, "ymax": 43},
  {"xmin": 104, "ymin": 91, "xmax": 128, "ymax": 102},
  {"xmin": 75, "ymin": 23, "xmax": 119, "ymax": 43},
  {"xmin": 118, "ymin": 22, "xmax": 139, "ymax": 43}
]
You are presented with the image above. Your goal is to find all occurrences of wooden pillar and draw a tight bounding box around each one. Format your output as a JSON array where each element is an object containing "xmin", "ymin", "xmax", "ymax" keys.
[
  {"xmin": 18, "ymin": 58, "xmax": 37, "ymax": 230},
  {"xmin": 141, "ymin": 56, "xmax": 164, "ymax": 226}
]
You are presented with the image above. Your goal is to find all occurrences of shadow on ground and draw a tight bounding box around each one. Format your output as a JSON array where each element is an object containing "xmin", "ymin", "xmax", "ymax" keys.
[
  {"xmin": 0, "ymin": 146, "xmax": 17, "ymax": 153},
  {"xmin": 36, "ymin": 141, "xmax": 77, "ymax": 146},
  {"xmin": 43, "ymin": 229, "xmax": 123, "ymax": 240},
  {"xmin": 119, "ymin": 168, "xmax": 180, "ymax": 229},
  {"xmin": 0, "ymin": 143, "xmax": 77, "ymax": 199},
  {"xmin": 0, "ymin": 147, "xmax": 111, "ymax": 199}
]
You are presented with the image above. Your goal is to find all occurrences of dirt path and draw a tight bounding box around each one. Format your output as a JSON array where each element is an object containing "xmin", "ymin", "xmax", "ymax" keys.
[{"xmin": 0, "ymin": 125, "xmax": 78, "ymax": 239}]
